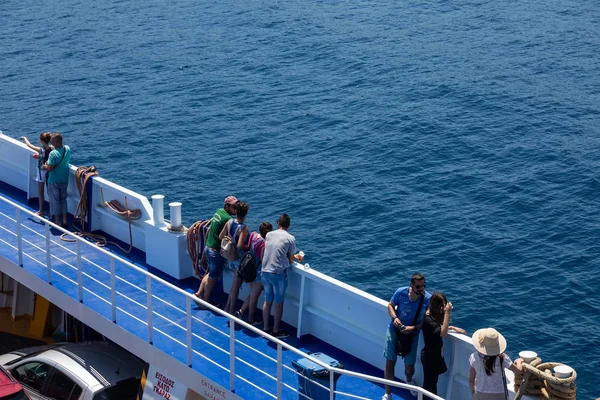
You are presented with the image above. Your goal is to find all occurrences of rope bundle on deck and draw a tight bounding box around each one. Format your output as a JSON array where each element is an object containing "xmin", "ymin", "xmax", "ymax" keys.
[
  {"xmin": 63, "ymin": 166, "xmax": 142, "ymax": 254},
  {"xmin": 186, "ymin": 219, "xmax": 211, "ymax": 278},
  {"xmin": 514, "ymin": 358, "xmax": 577, "ymax": 400}
]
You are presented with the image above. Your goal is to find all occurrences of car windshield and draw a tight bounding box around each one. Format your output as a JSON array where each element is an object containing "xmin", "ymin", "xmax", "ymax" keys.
[{"xmin": 92, "ymin": 377, "xmax": 141, "ymax": 400}]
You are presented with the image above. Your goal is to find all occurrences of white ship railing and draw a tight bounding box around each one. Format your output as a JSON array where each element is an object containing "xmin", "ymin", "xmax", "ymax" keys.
[{"xmin": 0, "ymin": 194, "xmax": 444, "ymax": 400}]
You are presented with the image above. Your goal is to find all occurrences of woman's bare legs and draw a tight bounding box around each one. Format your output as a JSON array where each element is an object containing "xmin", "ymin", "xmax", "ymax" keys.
[{"xmin": 36, "ymin": 182, "xmax": 45, "ymax": 216}]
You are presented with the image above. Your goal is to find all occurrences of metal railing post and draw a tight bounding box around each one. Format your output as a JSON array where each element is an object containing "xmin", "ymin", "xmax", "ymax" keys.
[
  {"xmin": 186, "ymin": 296, "xmax": 192, "ymax": 367},
  {"xmin": 76, "ymin": 241, "xmax": 82, "ymax": 302},
  {"xmin": 296, "ymin": 273, "xmax": 306, "ymax": 338},
  {"xmin": 230, "ymin": 318, "xmax": 235, "ymax": 392},
  {"xmin": 277, "ymin": 343, "xmax": 282, "ymax": 399},
  {"xmin": 147, "ymin": 275, "xmax": 153, "ymax": 344},
  {"xmin": 45, "ymin": 223, "xmax": 51, "ymax": 284},
  {"xmin": 16, "ymin": 209, "xmax": 22, "ymax": 266},
  {"xmin": 110, "ymin": 258, "xmax": 116, "ymax": 323},
  {"xmin": 418, "ymin": 392, "xmax": 423, "ymax": 400},
  {"xmin": 330, "ymin": 368, "xmax": 334, "ymax": 400}
]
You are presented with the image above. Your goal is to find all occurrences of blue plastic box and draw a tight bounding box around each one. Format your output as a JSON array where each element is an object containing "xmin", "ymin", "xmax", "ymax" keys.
[{"xmin": 291, "ymin": 352, "xmax": 343, "ymax": 400}]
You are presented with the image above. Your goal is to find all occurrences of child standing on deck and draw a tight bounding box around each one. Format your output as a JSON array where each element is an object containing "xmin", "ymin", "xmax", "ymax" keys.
[{"xmin": 20, "ymin": 132, "xmax": 53, "ymax": 217}]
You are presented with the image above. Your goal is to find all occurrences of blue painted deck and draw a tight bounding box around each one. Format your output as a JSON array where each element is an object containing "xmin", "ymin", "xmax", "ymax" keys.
[{"xmin": 0, "ymin": 184, "xmax": 415, "ymax": 400}]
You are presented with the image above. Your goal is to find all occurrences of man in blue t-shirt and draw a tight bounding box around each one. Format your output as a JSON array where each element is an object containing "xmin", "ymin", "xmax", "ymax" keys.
[{"xmin": 382, "ymin": 273, "xmax": 431, "ymax": 400}]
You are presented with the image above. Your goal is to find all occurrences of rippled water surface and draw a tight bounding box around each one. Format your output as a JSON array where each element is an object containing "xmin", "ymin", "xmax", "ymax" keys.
[{"xmin": 2, "ymin": 0, "xmax": 600, "ymax": 396}]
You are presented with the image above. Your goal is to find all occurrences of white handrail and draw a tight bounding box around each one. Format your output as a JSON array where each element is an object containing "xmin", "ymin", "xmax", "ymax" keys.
[{"xmin": 0, "ymin": 193, "xmax": 444, "ymax": 400}]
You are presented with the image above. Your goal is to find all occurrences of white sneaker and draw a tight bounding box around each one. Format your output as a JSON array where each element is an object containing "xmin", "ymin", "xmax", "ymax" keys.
[
  {"xmin": 406, "ymin": 380, "xmax": 418, "ymax": 397},
  {"xmin": 381, "ymin": 394, "xmax": 391, "ymax": 400}
]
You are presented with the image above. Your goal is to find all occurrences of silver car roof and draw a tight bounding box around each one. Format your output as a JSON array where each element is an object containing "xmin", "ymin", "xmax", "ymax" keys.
[{"xmin": 8, "ymin": 342, "xmax": 144, "ymax": 388}]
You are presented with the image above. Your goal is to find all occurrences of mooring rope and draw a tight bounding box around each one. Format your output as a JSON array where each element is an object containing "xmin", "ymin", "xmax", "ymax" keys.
[
  {"xmin": 187, "ymin": 219, "xmax": 211, "ymax": 278},
  {"xmin": 61, "ymin": 166, "xmax": 141, "ymax": 254},
  {"xmin": 514, "ymin": 358, "xmax": 577, "ymax": 400}
]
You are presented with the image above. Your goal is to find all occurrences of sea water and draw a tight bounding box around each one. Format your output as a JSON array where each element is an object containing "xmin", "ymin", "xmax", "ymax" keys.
[{"xmin": 1, "ymin": 0, "xmax": 599, "ymax": 396}]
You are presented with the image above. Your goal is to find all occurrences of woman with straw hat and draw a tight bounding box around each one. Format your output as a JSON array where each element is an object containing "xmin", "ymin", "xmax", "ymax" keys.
[{"xmin": 469, "ymin": 328, "xmax": 523, "ymax": 400}]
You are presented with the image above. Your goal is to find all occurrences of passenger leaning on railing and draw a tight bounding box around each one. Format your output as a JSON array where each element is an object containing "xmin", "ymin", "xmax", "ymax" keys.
[
  {"xmin": 222, "ymin": 202, "xmax": 250, "ymax": 314},
  {"xmin": 19, "ymin": 132, "xmax": 53, "ymax": 218},
  {"xmin": 43, "ymin": 133, "xmax": 71, "ymax": 228},
  {"xmin": 420, "ymin": 292, "xmax": 466, "ymax": 398},
  {"xmin": 194, "ymin": 195, "xmax": 239, "ymax": 305},
  {"xmin": 261, "ymin": 214, "xmax": 304, "ymax": 339},
  {"xmin": 383, "ymin": 273, "xmax": 431, "ymax": 400},
  {"xmin": 235, "ymin": 221, "xmax": 273, "ymax": 325}
]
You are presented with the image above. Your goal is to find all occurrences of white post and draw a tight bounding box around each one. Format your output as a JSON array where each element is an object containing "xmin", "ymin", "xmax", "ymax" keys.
[
  {"xmin": 76, "ymin": 241, "xmax": 82, "ymax": 302},
  {"xmin": 147, "ymin": 275, "xmax": 153, "ymax": 344},
  {"xmin": 45, "ymin": 223, "xmax": 51, "ymax": 284},
  {"xmin": 186, "ymin": 296, "xmax": 192, "ymax": 367},
  {"xmin": 418, "ymin": 392, "xmax": 423, "ymax": 400},
  {"xmin": 230, "ymin": 320, "xmax": 235, "ymax": 392},
  {"xmin": 110, "ymin": 258, "xmax": 116, "ymax": 323},
  {"xmin": 151, "ymin": 195, "xmax": 165, "ymax": 226},
  {"xmin": 169, "ymin": 202, "xmax": 182, "ymax": 229},
  {"xmin": 277, "ymin": 343, "xmax": 282, "ymax": 399},
  {"xmin": 296, "ymin": 273, "xmax": 306, "ymax": 338},
  {"xmin": 16, "ymin": 209, "xmax": 22, "ymax": 266},
  {"xmin": 330, "ymin": 369, "xmax": 334, "ymax": 400}
]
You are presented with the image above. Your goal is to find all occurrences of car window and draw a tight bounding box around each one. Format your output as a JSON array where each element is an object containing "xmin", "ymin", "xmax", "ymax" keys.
[
  {"xmin": 11, "ymin": 361, "xmax": 50, "ymax": 393},
  {"xmin": 45, "ymin": 369, "xmax": 83, "ymax": 400}
]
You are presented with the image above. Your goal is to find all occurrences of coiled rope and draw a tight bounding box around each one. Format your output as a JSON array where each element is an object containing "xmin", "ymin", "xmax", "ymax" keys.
[
  {"xmin": 62, "ymin": 166, "xmax": 141, "ymax": 254},
  {"xmin": 514, "ymin": 358, "xmax": 577, "ymax": 400},
  {"xmin": 187, "ymin": 219, "xmax": 211, "ymax": 278}
]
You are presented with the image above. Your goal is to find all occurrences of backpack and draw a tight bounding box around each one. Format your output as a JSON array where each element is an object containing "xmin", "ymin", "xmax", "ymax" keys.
[
  {"xmin": 237, "ymin": 252, "xmax": 257, "ymax": 283},
  {"xmin": 220, "ymin": 221, "xmax": 240, "ymax": 262}
]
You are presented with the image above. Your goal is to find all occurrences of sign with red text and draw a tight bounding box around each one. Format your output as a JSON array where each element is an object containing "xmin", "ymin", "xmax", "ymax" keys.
[{"xmin": 140, "ymin": 365, "xmax": 241, "ymax": 400}]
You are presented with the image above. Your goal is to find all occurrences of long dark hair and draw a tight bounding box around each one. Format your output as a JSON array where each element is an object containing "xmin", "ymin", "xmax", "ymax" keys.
[
  {"xmin": 429, "ymin": 292, "xmax": 448, "ymax": 325},
  {"xmin": 480, "ymin": 354, "xmax": 503, "ymax": 375}
]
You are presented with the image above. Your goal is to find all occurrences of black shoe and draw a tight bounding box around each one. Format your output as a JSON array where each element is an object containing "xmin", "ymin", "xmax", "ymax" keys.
[{"xmin": 272, "ymin": 330, "xmax": 289, "ymax": 339}]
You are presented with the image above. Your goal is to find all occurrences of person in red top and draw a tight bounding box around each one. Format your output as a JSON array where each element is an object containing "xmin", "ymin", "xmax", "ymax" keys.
[{"xmin": 235, "ymin": 221, "xmax": 273, "ymax": 325}]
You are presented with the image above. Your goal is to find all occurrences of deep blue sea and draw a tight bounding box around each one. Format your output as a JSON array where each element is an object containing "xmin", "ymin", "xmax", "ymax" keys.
[{"xmin": 2, "ymin": 0, "xmax": 599, "ymax": 396}]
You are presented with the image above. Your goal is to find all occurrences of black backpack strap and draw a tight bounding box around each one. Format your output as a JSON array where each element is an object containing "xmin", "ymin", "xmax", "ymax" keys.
[
  {"xmin": 500, "ymin": 354, "xmax": 509, "ymax": 400},
  {"xmin": 411, "ymin": 294, "xmax": 425, "ymax": 327}
]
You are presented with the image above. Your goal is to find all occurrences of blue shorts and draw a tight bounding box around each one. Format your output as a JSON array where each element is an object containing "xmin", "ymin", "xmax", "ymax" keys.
[
  {"xmin": 206, "ymin": 247, "xmax": 225, "ymax": 278},
  {"xmin": 261, "ymin": 272, "xmax": 287, "ymax": 303},
  {"xmin": 383, "ymin": 325, "xmax": 420, "ymax": 365}
]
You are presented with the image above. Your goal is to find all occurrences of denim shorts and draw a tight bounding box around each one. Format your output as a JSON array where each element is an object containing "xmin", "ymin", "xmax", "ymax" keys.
[
  {"xmin": 206, "ymin": 247, "xmax": 225, "ymax": 278},
  {"xmin": 261, "ymin": 272, "xmax": 287, "ymax": 303},
  {"xmin": 383, "ymin": 325, "xmax": 420, "ymax": 365}
]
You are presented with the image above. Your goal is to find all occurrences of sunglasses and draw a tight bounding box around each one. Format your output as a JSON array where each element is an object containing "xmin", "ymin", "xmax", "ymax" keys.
[{"xmin": 413, "ymin": 284, "xmax": 426, "ymax": 290}]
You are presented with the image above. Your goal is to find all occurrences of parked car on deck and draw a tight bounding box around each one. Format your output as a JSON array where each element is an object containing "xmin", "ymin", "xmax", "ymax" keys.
[
  {"xmin": 0, "ymin": 342, "xmax": 144, "ymax": 400},
  {"xmin": 0, "ymin": 365, "xmax": 29, "ymax": 400}
]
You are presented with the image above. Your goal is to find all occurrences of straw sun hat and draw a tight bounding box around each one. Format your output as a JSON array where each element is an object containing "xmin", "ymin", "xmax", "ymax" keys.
[{"xmin": 472, "ymin": 328, "xmax": 507, "ymax": 356}]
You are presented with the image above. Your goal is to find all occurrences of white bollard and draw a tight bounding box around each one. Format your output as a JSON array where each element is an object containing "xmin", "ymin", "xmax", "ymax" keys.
[
  {"xmin": 151, "ymin": 195, "xmax": 165, "ymax": 226},
  {"xmin": 169, "ymin": 202, "xmax": 182, "ymax": 229}
]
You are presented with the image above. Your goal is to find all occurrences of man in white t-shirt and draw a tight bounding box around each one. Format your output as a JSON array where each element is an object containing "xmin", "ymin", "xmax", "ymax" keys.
[{"xmin": 260, "ymin": 214, "xmax": 303, "ymax": 339}]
